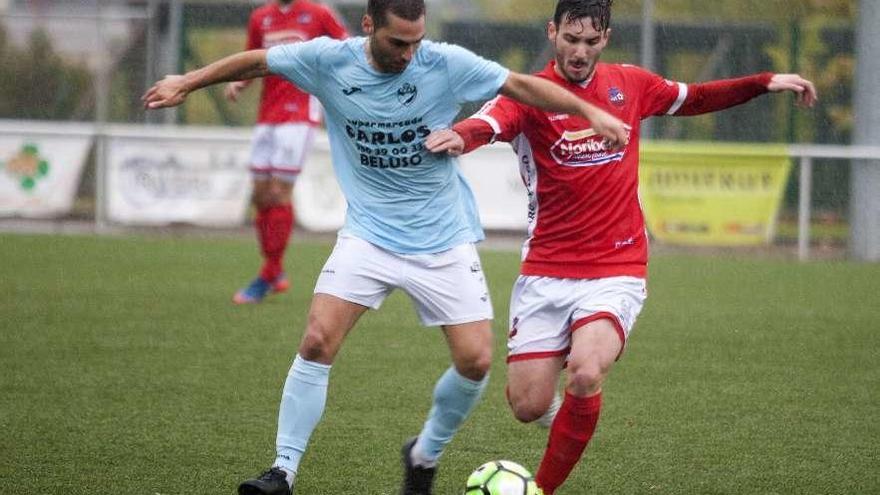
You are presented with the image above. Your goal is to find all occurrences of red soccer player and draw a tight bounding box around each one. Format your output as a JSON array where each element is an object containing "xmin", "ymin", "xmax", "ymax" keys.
[
  {"xmin": 228, "ymin": 0, "xmax": 348, "ymax": 304},
  {"xmin": 426, "ymin": 0, "xmax": 817, "ymax": 493}
]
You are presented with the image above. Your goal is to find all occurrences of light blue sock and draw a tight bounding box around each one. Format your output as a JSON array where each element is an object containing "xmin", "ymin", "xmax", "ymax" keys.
[
  {"xmin": 274, "ymin": 354, "xmax": 331, "ymax": 473},
  {"xmin": 413, "ymin": 366, "xmax": 488, "ymax": 465}
]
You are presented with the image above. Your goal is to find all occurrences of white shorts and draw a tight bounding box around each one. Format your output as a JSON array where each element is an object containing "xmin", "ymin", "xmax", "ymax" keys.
[
  {"xmin": 249, "ymin": 123, "xmax": 314, "ymax": 182},
  {"xmin": 314, "ymin": 235, "xmax": 493, "ymax": 327},
  {"xmin": 507, "ymin": 275, "xmax": 647, "ymax": 363}
]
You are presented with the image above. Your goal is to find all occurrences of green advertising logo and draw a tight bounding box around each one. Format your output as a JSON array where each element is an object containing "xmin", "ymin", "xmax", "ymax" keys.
[{"xmin": 1, "ymin": 143, "xmax": 50, "ymax": 191}]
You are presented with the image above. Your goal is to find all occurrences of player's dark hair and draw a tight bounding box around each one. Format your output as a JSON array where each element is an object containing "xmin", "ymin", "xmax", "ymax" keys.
[
  {"xmin": 553, "ymin": 0, "xmax": 613, "ymax": 32},
  {"xmin": 367, "ymin": 0, "xmax": 426, "ymax": 29}
]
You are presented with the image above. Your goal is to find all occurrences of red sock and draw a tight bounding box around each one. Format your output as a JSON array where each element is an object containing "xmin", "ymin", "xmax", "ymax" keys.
[
  {"xmin": 257, "ymin": 204, "xmax": 293, "ymax": 282},
  {"xmin": 254, "ymin": 206, "xmax": 270, "ymax": 273},
  {"xmin": 535, "ymin": 391, "xmax": 602, "ymax": 495}
]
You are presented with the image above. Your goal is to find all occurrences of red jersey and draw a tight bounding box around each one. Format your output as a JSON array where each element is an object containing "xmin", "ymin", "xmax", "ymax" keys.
[
  {"xmin": 469, "ymin": 62, "xmax": 687, "ymax": 280},
  {"xmin": 247, "ymin": 0, "xmax": 348, "ymax": 124}
]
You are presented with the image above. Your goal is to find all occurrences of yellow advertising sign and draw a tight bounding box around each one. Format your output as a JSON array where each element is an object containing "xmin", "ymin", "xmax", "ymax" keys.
[{"xmin": 639, "ymin": 141, "xmax": 791, "ymax": 246}]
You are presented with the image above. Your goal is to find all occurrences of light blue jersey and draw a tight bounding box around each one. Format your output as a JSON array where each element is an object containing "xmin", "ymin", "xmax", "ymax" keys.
[{"xmin": 267, "ymin": 37, "xmax": 509, "ymax": 254}]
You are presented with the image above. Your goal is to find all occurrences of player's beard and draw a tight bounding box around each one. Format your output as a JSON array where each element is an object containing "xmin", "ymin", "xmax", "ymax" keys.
[
  {"xmin": 368, "ymin": 37, "xmax": 408, "ymax": 73},
  {"xmin": 558, "ymin": 54, "xmax": 596, "ymax": 84}
]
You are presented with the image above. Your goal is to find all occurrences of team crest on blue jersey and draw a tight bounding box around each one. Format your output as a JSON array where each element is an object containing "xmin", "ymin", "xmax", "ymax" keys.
[
  {"xmin": 397, "ymin": 83, "xmax": 418, "ymax": 106},
  {"xmin": 608, "ymin": 86, "xmax": 625, "ymax": 106}
]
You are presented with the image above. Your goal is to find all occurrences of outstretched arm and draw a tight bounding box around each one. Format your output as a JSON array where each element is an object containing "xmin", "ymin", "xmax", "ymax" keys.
[
  {"xmin": 675, "ymin": 73, "xmax": 817, "ymax": 116},
  {"xmin": 500, "ymin": 72, "xmax": 630, "ymax": 150},
  {"xmin": 143, "ymin": 49, "xmax": 270, "ymax": 109}
]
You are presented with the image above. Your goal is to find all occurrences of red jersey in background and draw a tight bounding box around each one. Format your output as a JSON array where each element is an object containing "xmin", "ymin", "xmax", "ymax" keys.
[{"xmin": 247, "ymin": 0, "xmax": 348, "ymax": 124}]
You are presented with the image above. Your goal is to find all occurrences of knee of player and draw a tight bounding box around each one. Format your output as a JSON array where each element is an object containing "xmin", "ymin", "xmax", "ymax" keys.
[
  {"xmin": 298, "ymin": 319, "xmax": 333, "ymax": 360},
  {"xmin": 458, "ymin": 349, "xmax": 492, "ymax": 380},
  {"xmin": 270, "ymin": 182, "xmax": 294, "ymax": 203},
  {"xmin": 508, "ymin": 397, "xmax": 549, "ymax": 424},
  {"xmin": 567, "ymin": 361, "xmax": 608, "ymax": 394},
  {"xmin": 251, "ymin": 191, "xmax": 272, "ymax": 209}
]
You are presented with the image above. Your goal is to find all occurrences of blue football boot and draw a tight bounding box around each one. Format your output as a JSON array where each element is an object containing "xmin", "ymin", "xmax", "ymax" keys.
[{"xmin": 233, "ymin": 277, "xmax": 271, "ymax": 304}]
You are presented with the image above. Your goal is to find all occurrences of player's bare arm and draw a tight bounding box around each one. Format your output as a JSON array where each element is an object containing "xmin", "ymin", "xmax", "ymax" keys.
[
  {"xmin": 142, "ymin": 49, "xmax": 270, "ymax": 109},
  {"xmin": 768, "ymin": 73, "xmax": 818, "ymax": 107},
  {"xmin": 500, "ymin": 72, "xmax": 630, "ymax": 150}
]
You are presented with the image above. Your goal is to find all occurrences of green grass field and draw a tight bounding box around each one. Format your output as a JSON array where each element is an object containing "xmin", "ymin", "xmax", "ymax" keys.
[{"xmin": 1, "ymin": 233, "xmax": 878, "ymax": 494}]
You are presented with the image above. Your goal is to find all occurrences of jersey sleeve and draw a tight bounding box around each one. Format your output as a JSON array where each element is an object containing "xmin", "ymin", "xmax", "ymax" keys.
[
  {"xmin": 440, "ymin": 43, "xmax": 511, "ymax": 104},
  {"xmin": 267, "ymin": 37, "xmax": 332, "ymax": 96},
  {"xmin": 631, "ymin": 65, "xmax": 773, "ymax": 118},
  {"xmin": 467, "ymin": 95, "xmax": 527, "ymax": 143},
  {"xmin": 674, "ymin": 73, "xmax": 773, "ymax": 116},
  {"xmin": 246, "ymin": 11, "xmax": 261, "ymax": 51},
  {"xmin": 320, "ymin": 6, "xmax": 349, "ymax": 40},
  {"xmin": 627, "ymin": 65, "xmax": 688, "ymax": 119}
]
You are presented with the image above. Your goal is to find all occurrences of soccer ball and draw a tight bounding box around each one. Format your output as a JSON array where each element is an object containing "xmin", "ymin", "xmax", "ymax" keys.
[{"xmin": 464, "ymin": 460, "xmax": 543, "ymax": 495}]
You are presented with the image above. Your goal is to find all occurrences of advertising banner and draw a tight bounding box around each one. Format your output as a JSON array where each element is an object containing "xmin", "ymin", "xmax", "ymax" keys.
[
  {"xmin": 0, "ymin": 126, "xmax": 92, "ymax": 218},
  {"xmin": 105, "ymin": 128, "xmax": 252, "ymax": 227},
  {"xmin": 459, "ymin": 144, "xmax": 529, "ymax": 231},
  {"xmin": 639, "ymin": 142, "xmax": 792, "ymax": 246},
  {"xmin": 294, "ymin": 134, "xmax": 347, "ymax": 232},
  {"xmin": 294, "ymin": 138, "xmax": 529, "ymax": 232}
]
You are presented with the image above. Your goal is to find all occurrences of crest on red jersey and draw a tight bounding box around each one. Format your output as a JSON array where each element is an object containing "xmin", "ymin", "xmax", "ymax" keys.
[{"xmin": 608, "ymin": 86, "xmax": 625, "ymax": 107}]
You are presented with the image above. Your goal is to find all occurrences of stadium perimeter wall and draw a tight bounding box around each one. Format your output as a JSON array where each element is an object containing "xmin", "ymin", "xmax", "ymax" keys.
[{"xmin": 2, "ymin": 120, "xmax": 879, "ymax": 261}]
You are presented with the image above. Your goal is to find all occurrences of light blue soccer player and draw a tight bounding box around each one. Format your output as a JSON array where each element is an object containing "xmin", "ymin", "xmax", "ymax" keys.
[{"xmin": 143, "ymin": 1, "xmax": 629, "ymax": 494}]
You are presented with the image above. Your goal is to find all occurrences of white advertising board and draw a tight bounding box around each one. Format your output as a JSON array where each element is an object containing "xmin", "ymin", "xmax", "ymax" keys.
[
  {"xmin": 294, "ymin": 135, "xmax": 528, "ymax": 232},
  {"xmin": 458, "ymin": 143, "xmax": 529, "ymax": 231},
  {"xmin": 294, "ymin": 133, "xmax": 347, "ymax": 232},
  {"xmin": 0, "ymin": 123, "xmax": 93, "ymax": 218},
  {"xmin": 105, "ymin": 126, "xmax": 252, "ymax": 227}
]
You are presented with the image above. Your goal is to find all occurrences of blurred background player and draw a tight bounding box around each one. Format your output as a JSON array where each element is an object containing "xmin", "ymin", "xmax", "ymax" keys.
[
  {"xmin": 227, "ymin": 0, "xmax": 348, "ymax": 304},
  {"xmin": 426, "ymin": 0, "xmax": 817, "ymax": 493}
]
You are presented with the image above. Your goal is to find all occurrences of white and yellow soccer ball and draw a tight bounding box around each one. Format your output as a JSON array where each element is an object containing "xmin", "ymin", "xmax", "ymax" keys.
[{"xmin": 464, "ymin": 460, "xmax": 543, "ymax": 495}]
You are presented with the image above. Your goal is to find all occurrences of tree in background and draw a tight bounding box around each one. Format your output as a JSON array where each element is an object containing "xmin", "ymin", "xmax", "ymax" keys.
[
  {"xmin": 470, "ymin": 0, "xmax": 856, "ymax": 222},
  {"xmin": 474, "ymin": 0, "xmax": 854, "ymax": 22},
  {"xmin": 473, "ymin": 0, "xmax": 854, "ymax": 143},
  {"xmin": 0, "ymin": 26, "xmax": 92, "ymax": 120}
]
